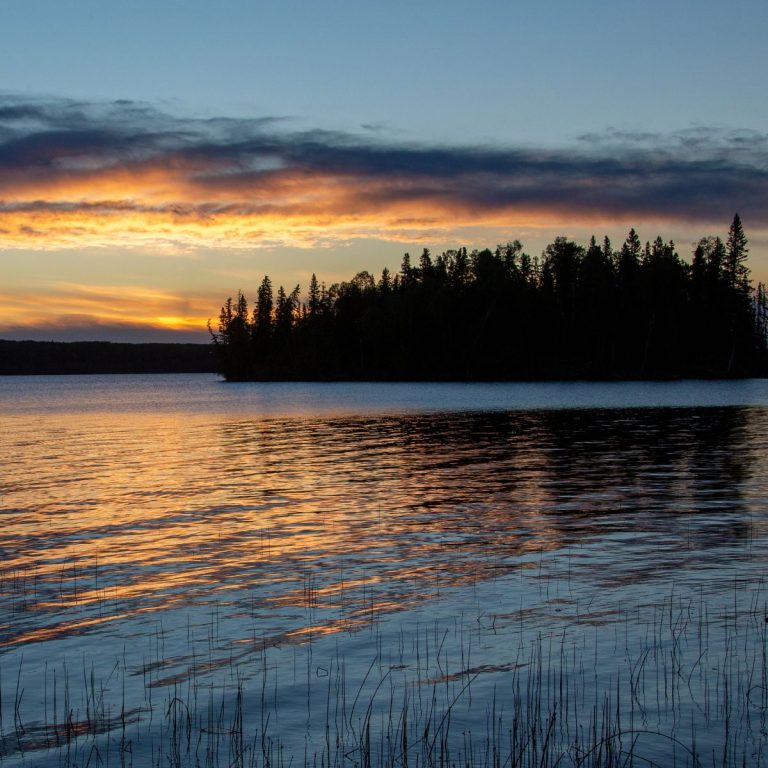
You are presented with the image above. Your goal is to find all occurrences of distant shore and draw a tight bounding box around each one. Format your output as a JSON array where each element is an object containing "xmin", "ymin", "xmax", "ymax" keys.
[
  {"xmin": 0, "ymin": 340, "xmax": 217, "ymax": 375},
  {"xmin": 2, "ymin": 339, "xmax": 766, "ymax": 380}
]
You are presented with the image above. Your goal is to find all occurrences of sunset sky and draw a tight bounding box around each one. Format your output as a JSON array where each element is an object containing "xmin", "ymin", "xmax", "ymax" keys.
[{"xmin": 1, "ymin": 0, "xmax": 767, "ymax": 342}]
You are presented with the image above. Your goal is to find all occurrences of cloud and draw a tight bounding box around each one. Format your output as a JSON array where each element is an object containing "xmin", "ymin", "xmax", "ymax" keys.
[
  {"xmin": 0, "ymin": 319, "xmax": 209, "ymax": 344},
  {"xmin": 0, "ymin": 95, "xmax": 766, "ymax": 250},
  {"xmin": 0, "ymin": 282, "xmax": 214, "ymax": 341}
]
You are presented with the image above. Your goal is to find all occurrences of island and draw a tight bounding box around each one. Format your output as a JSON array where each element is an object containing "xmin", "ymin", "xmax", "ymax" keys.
[{"xmin": 211, "ymin": 216, "xmax": 768, "ymax": 382}]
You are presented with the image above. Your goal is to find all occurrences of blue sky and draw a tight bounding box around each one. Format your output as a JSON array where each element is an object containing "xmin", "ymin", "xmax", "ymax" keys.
[
  {"xmin": 6, "ymin": 0, "xmax": 767, "ymax": 144},
  {"xmin": 1, "ymin": 0, "xmax": 767, "ymax": 341}
]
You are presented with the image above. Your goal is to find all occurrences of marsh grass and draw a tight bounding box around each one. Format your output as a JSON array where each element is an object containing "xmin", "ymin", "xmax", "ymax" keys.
[{"xmin": 1, "ymin": 576, "xmax": 767, "ymax": 768}]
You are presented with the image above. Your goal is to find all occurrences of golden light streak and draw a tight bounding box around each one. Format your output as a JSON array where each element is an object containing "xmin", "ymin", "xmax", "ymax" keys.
[
  {"xmin": 0, "ymin": 283, "xmax": 216, "ymax": 333},
  {"xmin": 3, "ymin": 145, "xmax": 764, "ymax": 336},
  {"xmin": 0, "ymin": 161, "xmax": 627, "ymax": 252}
]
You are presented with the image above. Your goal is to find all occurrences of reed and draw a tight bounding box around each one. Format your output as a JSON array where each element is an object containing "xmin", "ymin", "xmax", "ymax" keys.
[{"xmin": 1, "ymin": 578, "xmax": 767, "ymax": 768}]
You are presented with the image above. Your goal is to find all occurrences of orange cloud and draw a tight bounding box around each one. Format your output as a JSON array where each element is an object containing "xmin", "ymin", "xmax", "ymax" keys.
[
  {"xmin": 0, "ymin": 284, "xmax": 213, "ymax": 336},
  {"xmin": 0, "ymin": 169, "xmax": 628, "ymax": 252},
  {"xmin": 2, "ymin": 97, "xmax": 767, "ymax": 342},
  {"xmin": 1, "ymin": 98, "xmax": 766, "ymax": 253}
]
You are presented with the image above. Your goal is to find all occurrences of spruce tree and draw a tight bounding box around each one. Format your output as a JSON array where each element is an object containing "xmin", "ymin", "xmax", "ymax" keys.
[
  {"xmin": 255, "ymin": 275, "xmax": 273, "ymax": 338},
  {"xmin": 308, "ymin": 273, "xmax": 321, "ymax": 317},
  {"xmin": 726, "ymin": 213, "xmax": 750, "ymax": 296}
]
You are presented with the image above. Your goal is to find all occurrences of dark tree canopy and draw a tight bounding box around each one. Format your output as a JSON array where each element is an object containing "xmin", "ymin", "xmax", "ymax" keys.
[{"xmin": 210, "ymin": 216, "xmax": 768, "ymax": 381}]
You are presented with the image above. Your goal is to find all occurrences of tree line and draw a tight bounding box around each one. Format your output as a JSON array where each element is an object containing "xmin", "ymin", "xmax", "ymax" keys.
[
  {"xmin": 0, "ymin": 341, "xmax": 216, "ymax": 375},
  {"xmin": 210, "ymin": 214, "xmax": 768, "ymax": 381}
]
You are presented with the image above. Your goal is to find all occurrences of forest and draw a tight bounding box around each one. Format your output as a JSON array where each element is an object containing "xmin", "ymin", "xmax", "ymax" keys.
[
  {"xmin": 210, "ymin": 215, "xmax": 768, "ymax": 381},
  {"xmin": 0, "ymin": 341, "xmax": 215, "ymax": 375}
]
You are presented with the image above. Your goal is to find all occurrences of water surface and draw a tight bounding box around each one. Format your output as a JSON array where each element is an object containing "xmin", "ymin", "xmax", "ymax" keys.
[{"xmin": 1, "ymin": 375, "xmax": 768, "ymax": 766}]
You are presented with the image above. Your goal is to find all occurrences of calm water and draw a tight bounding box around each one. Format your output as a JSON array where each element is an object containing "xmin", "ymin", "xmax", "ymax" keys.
[{"xmin": 2, "ymin": 375, "xmax": 768, "ymax": 766}]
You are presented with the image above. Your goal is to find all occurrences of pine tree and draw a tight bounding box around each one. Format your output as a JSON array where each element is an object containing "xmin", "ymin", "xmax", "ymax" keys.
[
  {"xmin": 449, "ymin": 247, "xmax": 470, "ymax": 287},
  {"xmin": 378, "ymin": 267, "xmax": 392, "ymax": 294},
  {"xmin": 400, "ymin": 252, "xmax": 413, "ymax": 288},
  {"xmin": 617, "ymin": 229, "xmax": 641, "ymax": 283},
  {"xmin": 254, "ymin": 275, "xmax": 273, "ymax": 338},
  {"xmin": 419, "ymin": 248, "xmax": 433, "ymax": 280},
  {"xmin": 209, "ymin": 291, "xmax": 252, "ymax": 380},
  {"xmin": 706, "ymin": 236, "xmax": 726, "ymax": 281},
  {"xmin": 602, "ymin": 236, "xmax": 612, "ymax": 263},
  {"xmin": 756, "ymin": 283, "xmax": 768, "ymax": 352},
  {"xmin": 726, "ymin": 213, "xmax": 750, "ymax": 296},
  {"xmin": 275, "ymin": 286, "xmax": 289, "ymax": 330},
  {"xmin": 308, "ymin": 273, "xmax": 321, "ymax": 317}
]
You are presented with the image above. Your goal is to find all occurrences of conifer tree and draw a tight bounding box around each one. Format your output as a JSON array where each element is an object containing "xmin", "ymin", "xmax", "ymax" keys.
[
  {"xmin": 756, "ymin": 283, "xmax": 768, "ymax": 349},
  {"xmin": 308, "ymin": 273, "xmax": 321, "ymax": 317},
  {"xmin": 617, "ymin": 229, "xmax": 641, "ymax": 279},
  {"xmin": 378, "ymin": 267, "xmax": 392, "ymax": 294},
  {"xmin": 726, "ymin": 213, "xmax": 750, "ymax": 295},
  {"xmin": 255, "ymin": 275, "xmax": 273, "ymax": 338},
  {"xmin": 419, "ymin": 248, "xmax": 433, "ymax": 279},
  {"xmin": 400, "ymin": 253, "xmax": 413, "ymax": 288}
]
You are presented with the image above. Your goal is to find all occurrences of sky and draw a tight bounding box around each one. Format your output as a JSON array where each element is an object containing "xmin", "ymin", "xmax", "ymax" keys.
[{"xmin": 1, "ymin": 0, "xmax": 767, "ymax": 342}]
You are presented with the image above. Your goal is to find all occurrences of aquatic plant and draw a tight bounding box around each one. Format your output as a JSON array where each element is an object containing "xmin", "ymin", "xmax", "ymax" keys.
[{"xmin": 1, "ymin": 579, "xmax": 766, "ymax": 767}]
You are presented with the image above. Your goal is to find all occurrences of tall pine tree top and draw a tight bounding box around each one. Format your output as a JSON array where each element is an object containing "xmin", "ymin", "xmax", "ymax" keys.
[{"xmin": 726, "ymin": 213, "xmax": 750, "ymax": 294}]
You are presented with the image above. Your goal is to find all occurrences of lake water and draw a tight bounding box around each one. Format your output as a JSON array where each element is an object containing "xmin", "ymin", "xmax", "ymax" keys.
[{"xmin": 2, "ymin": 375, "xmax": 768, "ymax": 767}]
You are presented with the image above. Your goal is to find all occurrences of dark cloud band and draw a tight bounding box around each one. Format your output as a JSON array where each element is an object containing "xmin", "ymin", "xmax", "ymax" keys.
[{"xmin": 1, "ymin": 95, "xmax": 767, "ymax": 226}]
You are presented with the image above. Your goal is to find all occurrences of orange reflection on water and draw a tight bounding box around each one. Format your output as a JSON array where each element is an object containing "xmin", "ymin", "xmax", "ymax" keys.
[{"xmin": 1, "ymin": 400, "xmax": 765, "ymax": 662}]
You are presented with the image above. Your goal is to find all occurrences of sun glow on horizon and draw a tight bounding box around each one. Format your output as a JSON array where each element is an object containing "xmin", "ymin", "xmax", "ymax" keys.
[
  {"xmin": 0, "ymin": 283, "xmax": 216, "ymax": 340},
  {"xmin": 2, "ymin": 98, "xmax": 767, "ymax": 341}
]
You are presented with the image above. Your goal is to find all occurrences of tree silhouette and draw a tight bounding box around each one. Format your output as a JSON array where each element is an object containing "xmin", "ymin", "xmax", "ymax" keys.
[
  {"xmin": 307, "ymin": 273, "xmax": 321, "ymax": 317},
  {"xmin": 726, "ymin": 213, "xmax": 749, "ymax": 296},
  {"xmin": 210, "ymin": 218, "xmax": 768, "ymax": 381}
]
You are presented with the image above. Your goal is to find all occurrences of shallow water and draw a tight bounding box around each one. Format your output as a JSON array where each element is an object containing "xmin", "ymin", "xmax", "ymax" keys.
[{"xmin": 2, "ymin": 375, "xmax": 768, "ymax": 766}]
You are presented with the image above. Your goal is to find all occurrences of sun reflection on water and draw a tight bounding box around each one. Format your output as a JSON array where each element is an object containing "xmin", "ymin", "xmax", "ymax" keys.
[
  {"xmin": 2, "ymin": 379, "xmax": 768, "ymax": 765},
  {"xmin": 2, "ymin": 402, "xmax": 765, "ymax": 653}
]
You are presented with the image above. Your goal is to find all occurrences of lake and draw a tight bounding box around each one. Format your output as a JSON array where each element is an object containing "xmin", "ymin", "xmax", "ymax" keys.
[{"xmin": 2, "ymin": 375, "xmax": 768, "ymax": 767}]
